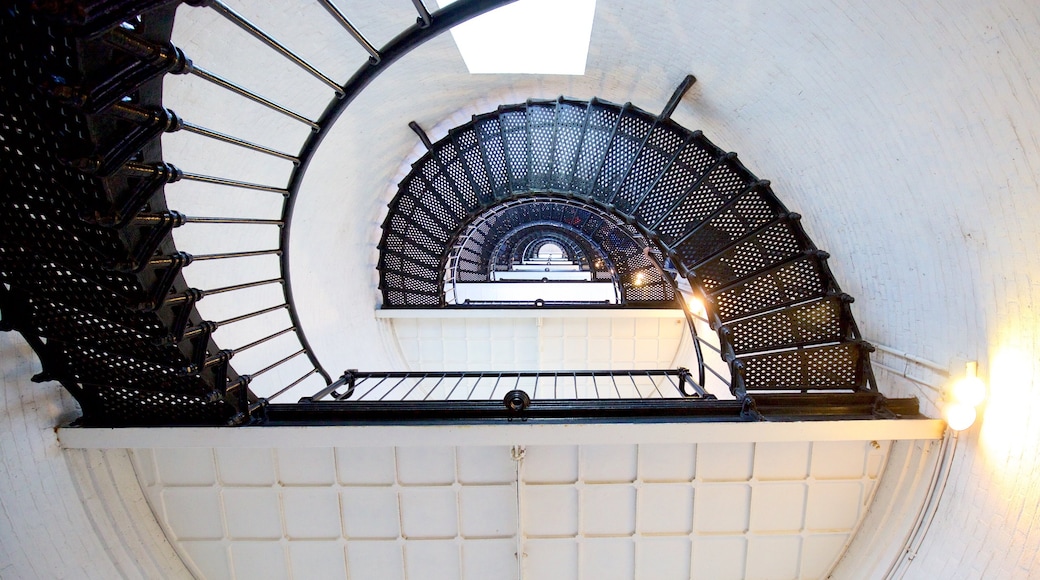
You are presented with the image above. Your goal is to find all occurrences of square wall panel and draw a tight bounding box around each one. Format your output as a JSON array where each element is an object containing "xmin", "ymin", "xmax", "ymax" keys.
[
  {"xmin": 524, "ymin": 539, "xmax": 577, "ymax": 579},
  {"xmin": 745, "ymin": 535, "xmax": 802, "ymax": 580},
  {"xmin": 277, "ymin": 447, "xmax": 335, "ymax": 485},
  {"xmin": 162, "ymin": 488, "xmax": 224, "ymax": 540},
  {"xmin": 400, "ymin": 487, "xmax": 459, "ymax": 539},
  {"xmin": 336, "ymin": 447, "xmax": 396, "ymax": 485},
  {"xmin": 216, "ymin": 448, "xmax": 275, "ymax": 486},
  {"xmin": 462, "ymin": 539, "xmax": 518, "ymax": 580},
  {"xmin": 405, "ymin": 540, "xmax": 460, "ymax": 580},
  {"xmin": 805, "ymin": 481, "xmax": 863, "ymax": 531},
  {"xmin": 341, "ymin": 487, "xmax": 400, "ymax": 539},
  {"xmin": 230, "ymin": 541, "xmax": 289, "ymax": 579},
  {"xmin": 635, "ymin": 537, "xmax": 691, "ymax": 579},
  {"xmin": 346, "ymin": 541, "xmax": 404, "ymax": 580},
  {"xmin": 581, "ymin": 538, "xmax": 634, "ymax": 580},
  {"xmin": 582, "ymin": 485, "xmax": 636, "ymax": 536},
  {"xmin": 638, "ymin": 484, "xmax": 693, "ymax": 534},
  {"xmin": 181, "ymin": 541, "xmax": 231, "ymax": 580},
  {"xmin": 457, "ymin": 446, "xmax": 515, "ymax": 484},
  {"xmin": 288, "ymin": 542, "xmax": 346, "ymax": 580},
  {"xmin": 223, "ymin": 488, "xmax": 282, "ymax": 540},
  {"xmin": 749, "ymin": 483, "xmax": 806, "ymax": 533},
  {"xmin": 582, "ymin": 445, "xmax": 637, "ymax": 482},
  {"xmin": 282, "ymin": 488, "xmax": 342, "ymax": 539},
  {"xmin": 692, "ymin": 536, "xmax": 746, "ymax": 580},
  {"xmin": 155, "ymin": 448, "xmax": 215, "ymax": 486},
  {"xmin": 638, "ymin": 444, "xmax": 696, "ymax": 482},
  {"xmin": 697, "ymin": 443, "xmax": 754, "ymax": 481},
  {"xmin": 524, "ymin": 446, "xmax": 579, "ymax": 483},
  {"xmin": 753, "ymin": 442, "xmax": 810, "ymax": 481},
  {"xmin": 396, "ymin": 446, "xmax": 456, "ymax": 485},
  {"xmin": 459, "ymin": 485, "xmax": 517, "ymax": 538},
  {"xmin": 810, "ymin": 441, "xmax": 867, "ymax": 479},
  {"xmin": 693, "ymin": 484, "xmax": 750, "ymax": 533},
  {"xmin": 524, "ymin": 485, "xmax": 578, "ymax": 537},
  {"xmin": 801, "ymin": 533, "xmax": 850, "ymax": 579}
]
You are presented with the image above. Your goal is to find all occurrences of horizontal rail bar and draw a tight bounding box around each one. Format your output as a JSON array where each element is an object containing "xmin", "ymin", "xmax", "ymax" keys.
[
  {"xmin": 216, "ymin": 303, "xmax": 288, "ymax": 326},
  {"xmin": 308, "ymin": 373, "xmax": 352, "ymax": 401},
  {"xmin": 148, "ymin": 250, "xmax": 282, "ymax": 268},
  {"xmin": 260, "ymin": 368, "xmax": 321, "ymax": 406},
  {"xmin": 316, "ymin": 0, "xmax": 381, "ymax": 63},
  {"xmin": 189, "ymin": 66, "xmax": 320, "ymax": 129},
  {"xmin": 183, "ymin": 216, "xmax": 284, "ymax": 226},
  {"xmin": 232, "ymin": 327, "xmax": 296, "ymax": 355},
  {"xmin": 205, "ymin": 278, "xmax": 284, "ymax": 296},
  {"xmin": 208, "ymin": 0, "xmax": 345, "ymax": 94},
  {"xmin": 339, "ymin": 369, "xmax": 690, "ymax": 379},
  {"xmin": 179, "ymin": 171, "xmax": 289, "ymax": 195},
  {"xmin": 705, "ymin": 363, "xmax": 731, "ymax": 384},
  {"xmin": 250, "ymin": 348, "xmax": 307, "ymax": 380},
  {"xmin": 697, "ymin": 336, "xmax": 722, "ymax": 354},
  {"xmin": 181, "ymin": 121, "xmax": 300, "ymax": 163},
  {"xmin": 190, "ymin": 249, "xmax": 282, "ymax": 262}
]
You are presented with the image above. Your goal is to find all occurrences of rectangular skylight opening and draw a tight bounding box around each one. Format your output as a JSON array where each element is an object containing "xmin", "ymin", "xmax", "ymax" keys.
[{"xmin": 436, "ymin": 0, "xmax": 596, "ymax": 75}]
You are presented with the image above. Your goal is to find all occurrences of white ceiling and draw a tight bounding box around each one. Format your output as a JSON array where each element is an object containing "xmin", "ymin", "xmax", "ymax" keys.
[{"xmin": 133, "ymin": 437, "xmax": 890, "ymax": 580}]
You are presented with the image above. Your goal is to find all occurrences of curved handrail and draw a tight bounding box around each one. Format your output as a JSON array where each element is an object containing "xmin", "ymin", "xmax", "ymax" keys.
[{"xmin": 279, "ymin": 0, "xmax": 518, "ymax": 387}]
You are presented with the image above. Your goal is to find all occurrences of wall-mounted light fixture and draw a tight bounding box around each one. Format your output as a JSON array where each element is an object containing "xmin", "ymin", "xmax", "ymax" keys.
[{"xmin": 944, "ymin": 361, "xmax": 986, "ymax": 431}]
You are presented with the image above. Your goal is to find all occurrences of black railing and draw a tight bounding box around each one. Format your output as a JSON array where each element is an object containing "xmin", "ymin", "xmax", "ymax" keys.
[{"xmin": 0, "ymin": 0, "xmax": 908, "ymax": 427}]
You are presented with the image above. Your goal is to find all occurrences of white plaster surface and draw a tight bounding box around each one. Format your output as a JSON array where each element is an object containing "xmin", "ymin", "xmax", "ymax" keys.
[
  {"xmin": 0, "ymin": 332, "xmax": 189, "ymax": 579},
  {"xmin": 5, "ymin": 0, "xmax": 1040, "ymax": 578}
]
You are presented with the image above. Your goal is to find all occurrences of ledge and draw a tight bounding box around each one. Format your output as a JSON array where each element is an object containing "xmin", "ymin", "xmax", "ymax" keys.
[
  {"xmin": 59, "ymin": 418, "xmax": 946, "ymax": 449},
  {"xmin": 375, "ymin": 308, "xmax": 686, "ymax": 319}
]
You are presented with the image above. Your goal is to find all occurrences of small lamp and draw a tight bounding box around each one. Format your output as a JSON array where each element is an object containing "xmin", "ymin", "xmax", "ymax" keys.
[{"xmin": 945, "ymin": 361, "xmax": 986, "ymax": 431}]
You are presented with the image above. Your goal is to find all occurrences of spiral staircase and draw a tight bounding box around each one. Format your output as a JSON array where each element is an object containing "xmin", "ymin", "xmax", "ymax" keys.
[
  {"xmin": 0, "ymin": 0, "xmax": 920, "ymax": 427},
  {"xmin": 380, "ymin": 97, "xmax": 878, "ymax": 402}
]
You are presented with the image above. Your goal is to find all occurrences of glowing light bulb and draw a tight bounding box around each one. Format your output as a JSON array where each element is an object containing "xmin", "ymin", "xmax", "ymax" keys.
[
  {"xmin": 951, "ymin": 375, "xmax": 986, "ymax": 407},
  {"xmin": 944, "ymin": 402, "xmax": 977, "ymax": 431},
  {"xmin": 633, "ymin": 272, "xmax": 645, "ymax": 286}
]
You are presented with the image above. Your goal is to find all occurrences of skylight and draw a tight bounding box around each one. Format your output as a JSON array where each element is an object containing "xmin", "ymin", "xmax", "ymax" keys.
[{"xmin": 436, "ymin": 0, "xmax": 596, "ymax": 75}]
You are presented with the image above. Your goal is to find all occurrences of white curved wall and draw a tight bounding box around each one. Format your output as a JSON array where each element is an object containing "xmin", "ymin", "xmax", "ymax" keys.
[
  {"xmin": 3, "ymin": 0, "xmax": 1040, "ymax": 577},
  {"xmin": 0, "ymin": 333, "xmax": 189, "ymax": 579}
]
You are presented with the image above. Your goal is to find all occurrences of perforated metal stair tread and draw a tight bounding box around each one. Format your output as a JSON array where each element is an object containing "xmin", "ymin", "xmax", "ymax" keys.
[{"xmin": 378, "ymin": 98, "xmax": 875, "ymax": 395}]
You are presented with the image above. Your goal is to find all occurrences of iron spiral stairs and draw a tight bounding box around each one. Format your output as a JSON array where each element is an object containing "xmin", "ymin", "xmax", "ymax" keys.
[
  {"xmin": 0, "ymin": 0, "xmax": 917, "ymax": 426},
  {"xmin": 379, "ymin": 97, "xmax": 879, "ymax": 401}
]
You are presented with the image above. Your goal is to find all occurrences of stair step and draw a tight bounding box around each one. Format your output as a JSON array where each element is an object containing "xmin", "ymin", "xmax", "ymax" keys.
[
  {"xmin": 527, "ymin": 100, "xmax": 557, "ymax": 190},
  {"xmin": 571, "ymin": 102, "xmax": 622, "ymax": 196},
  {"xmin": 498, "ymin": 106, "xmax": 530, "ymax": 193},
  {"xmin": 591, "ymin": 106, "xmax": 655, "ymax": 202},
  {"xmin": 450, "ymin": 125, "xmax": 496, "ymax": 205},
  {"xmin": 84, "ymin": 384, "xmax": 233, "ymax": 426},
  {"xmin": 669, "ymin": 185, "xmax": 786, "ymax": 265},
  {"xmin": 725, "ymin": 295, "xmax": 850, "ymax": 355},
  {"xmin": 433, "ymin": 137, "xmax": 482, "ymax": 215},
  {"xmin": 61, "ymin": 342, "xmax": 204, "ymax": 393},
  {"xmin": 740, "ymin": 341, "xmax": 871, "ymax": 392},
  {"xmin": 710, "ymin": 252, "xmax": 833, "ymax": 322},
  {"xmin": 634, "ymin": 134, "xmax": 721, "ymax": 226},
  {"xmin": 613, "ymin": 121, "xmax": 689, "ymax": 215},
  {"xmin": 551, "ymin": 99, "xmax": 589, "ymax": 191},
  {"xmin": 694, "ymin": 217, "xmax": 812, "ymax": 292},
  {"xmin": 655, "ymin": 155, "xmax": 758, "ymax": 245},
  {"xmin": 473, "ymin": 113, "xmax": 509, "ymax": 198}
]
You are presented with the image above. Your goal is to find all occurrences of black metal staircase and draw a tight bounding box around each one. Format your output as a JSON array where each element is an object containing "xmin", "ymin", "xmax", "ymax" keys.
[
  {"xmin": 0, "ymin": 0, "xmax": 915, "ymax": 426},
  {"xmin": 378, "ymin": 97, "xmax": 877, "ymax": 399}
]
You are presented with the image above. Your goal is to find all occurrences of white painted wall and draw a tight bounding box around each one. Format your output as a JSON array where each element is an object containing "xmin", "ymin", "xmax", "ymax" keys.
[
  {"xmin": 5, "ymin": 0, "xmax": 1040, "ymax": 578},
  {"xmin": 0, "ymin": 332, "xmax": 190, "ymax": 579}
]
